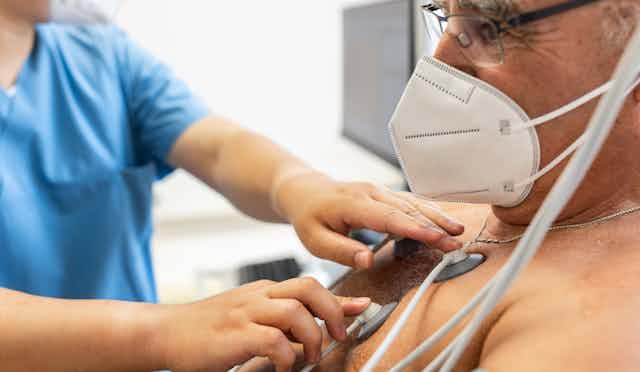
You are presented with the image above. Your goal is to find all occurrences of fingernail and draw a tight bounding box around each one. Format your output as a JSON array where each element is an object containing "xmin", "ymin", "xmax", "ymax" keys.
[
  {"xmin": 355, "ymin": 252, "xmax": 370, "ymax": 269},
  {"xmin": 353, "ymin": 297, "xmax": 371, "ymax": 306},
  {"xmin": 449, "ymin": 220, "xmax": 464, "ymax": 231}
]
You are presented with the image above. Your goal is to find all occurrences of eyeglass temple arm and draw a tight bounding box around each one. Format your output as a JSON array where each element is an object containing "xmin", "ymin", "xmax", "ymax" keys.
[{"xmin": 507, "ymin": 0, "xmax": 601, "ymax": 28}]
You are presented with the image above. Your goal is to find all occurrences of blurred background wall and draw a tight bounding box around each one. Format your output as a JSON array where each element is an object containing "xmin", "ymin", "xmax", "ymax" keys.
[{"xmin": 116, "ymin": 0, "xmax": 404, "ymax": 303}]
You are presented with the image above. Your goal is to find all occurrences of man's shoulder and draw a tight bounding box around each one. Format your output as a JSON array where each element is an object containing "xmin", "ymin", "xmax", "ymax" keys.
[{"xmin": 482, "ymin": 285, "xmax": 640, "ymax": 371}]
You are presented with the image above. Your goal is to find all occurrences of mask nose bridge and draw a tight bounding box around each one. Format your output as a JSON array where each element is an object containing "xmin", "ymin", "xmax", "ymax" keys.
[{"xmin": 416, "ymin": 58, "xmax": 477, "ymax": 106}]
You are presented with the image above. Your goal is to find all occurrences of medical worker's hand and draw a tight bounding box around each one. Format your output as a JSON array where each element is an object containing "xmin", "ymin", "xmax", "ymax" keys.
[
  {"xmin": 152, "ymin": 277, "xmax": 370, "ymax": 372},
  {"xmin": 272, "ymin": 172, "xmax": 465, "ymax": 269}
]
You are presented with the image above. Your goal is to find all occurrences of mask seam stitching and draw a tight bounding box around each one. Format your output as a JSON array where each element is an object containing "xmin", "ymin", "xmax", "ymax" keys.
[
  {"xmin": 414, "ymin": 73, "xmax": 470, "ymax": 104},
  {"xmin": 422, "ymin": 57, "xmax": 530, "ymax": 122},
  {"xmin": 405, "ymin": 128, "xmax": 480, "ymax": 140}
]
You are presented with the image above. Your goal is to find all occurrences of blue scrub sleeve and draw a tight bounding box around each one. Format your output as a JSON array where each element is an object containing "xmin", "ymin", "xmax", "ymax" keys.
[{"xmin": 114, "ymin": 29, "xmax": 210, "ymax": 177}]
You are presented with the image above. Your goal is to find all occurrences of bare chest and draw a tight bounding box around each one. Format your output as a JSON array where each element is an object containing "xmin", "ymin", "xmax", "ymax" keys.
[{"xmin": 339, "ymin": 242, "xmax": 640, "ymax": 372}]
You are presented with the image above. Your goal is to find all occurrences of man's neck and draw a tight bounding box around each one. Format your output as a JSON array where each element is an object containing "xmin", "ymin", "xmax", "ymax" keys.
[
  {"xmin": 485, "ymin": 181, "xmax": 640, "ymax": 241},
  {"xmin": 0, "ymin": 9, "xmax": 35, "ymax": 90}
]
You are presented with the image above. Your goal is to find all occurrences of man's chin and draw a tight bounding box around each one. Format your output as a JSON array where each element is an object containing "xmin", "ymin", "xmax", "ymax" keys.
[{"xmin": 491, "ymin": 201, "xmax": 541, "ymax": 226}]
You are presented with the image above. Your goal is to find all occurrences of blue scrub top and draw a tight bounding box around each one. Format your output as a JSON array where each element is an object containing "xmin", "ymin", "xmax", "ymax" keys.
[{"xmin": 0, "ymin": 25, "xmax": 209, "ymax": 302}]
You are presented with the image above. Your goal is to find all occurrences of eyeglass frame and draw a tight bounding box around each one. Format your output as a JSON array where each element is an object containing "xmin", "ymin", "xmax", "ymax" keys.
[{"xmin": 423, "ymin": 0, "xmax": 602, "ymax": 62}]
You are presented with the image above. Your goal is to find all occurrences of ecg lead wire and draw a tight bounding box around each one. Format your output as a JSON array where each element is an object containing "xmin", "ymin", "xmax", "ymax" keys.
[
  {"xmin": 360, "ymin": 253, "xmax": 455, "ymax": 371},
  {"xmin": 389, "ymin": 276, "xmax": 497, "ymax": 371}
]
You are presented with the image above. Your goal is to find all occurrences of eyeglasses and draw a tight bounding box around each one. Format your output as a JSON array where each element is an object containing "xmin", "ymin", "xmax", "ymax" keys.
[{"xmin": 422, "ymin": 0, "xmax": 602, "ymax": 67}]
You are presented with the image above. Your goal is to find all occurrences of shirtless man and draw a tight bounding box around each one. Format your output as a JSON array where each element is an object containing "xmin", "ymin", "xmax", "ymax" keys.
[
  {"xmin": 313, "ymin": 0, "xmax": 640, "ymax": 371},
  {"xmin": 243, "ymin": 0, "xmax": 640, "ymax": 370}
]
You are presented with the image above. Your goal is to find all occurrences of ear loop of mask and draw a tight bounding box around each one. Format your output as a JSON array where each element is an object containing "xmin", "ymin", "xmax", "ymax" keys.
[
  {"xmin": 512, "ymin": 75, "xmax": 640, "ymax": 134},
  {"xmin": 508, "ymin": 76, "xmax": 640, "ymax": 190},
  {"xmin": 629, "ymin": 74, "xmax": 640, "ymax": 97},
  {"xmin": 513, "ymin": 133, "xmax": 586, "ymax": 189},
  {"xmin": 510, "ymin": 81, "xmax": 613, "ymax": 133},
  {"xmin": 420, "ymin": 80, "xmax": 615, "ymax": 199}
]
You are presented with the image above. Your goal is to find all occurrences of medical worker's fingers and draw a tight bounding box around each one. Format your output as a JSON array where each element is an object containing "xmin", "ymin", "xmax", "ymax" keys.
[
  {"xmin": 337, "ymin": 199, "xmax": 450, "ymax": 244},
  {"xmin": 369, "ymin": 193, "xmax": 463, "ymax": 252},
  {"xmin": 249, "ymin": 298, "xmax": 323, "ymax": 363},
  {"xmin": 335, "ymin": 295, "xmax": 372, "ymax": 316},
  {"xmin": 238, "ymin": 343, "xmax": 305, "ymax": 372},
  {"xmin": 326, "ymin": 183, "xmax": 458, "ymax": 241},
  {"xmin": 265, "ymin": 277, "xmax": 352, "ymax": 341},
  {"xmin": 373, "ymin": 190, "xmax": 465, "ymax": 236},
  {"xmin": 237, "ymin": 357, "xmax": 276, "ymax": 372},
  {"xmin": 237, "ymin": 279, "xmax": 277, "ymax": 293},
  {"xmin": 301, "ymin": 225, "xmax": 374, "ymax": 269},
  {"xmin": 247, "ymin": 325, "xmax": 297, "ymax": 372},
  {"xmin": 396, "ymin": 192, "xmax": 465, "ymax": 234}
]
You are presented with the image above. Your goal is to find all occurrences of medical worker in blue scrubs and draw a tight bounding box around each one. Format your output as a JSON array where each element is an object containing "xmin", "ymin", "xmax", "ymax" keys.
[{"xmin": 0, "ymin": 1, "xmax": 466, "ymax": 371}]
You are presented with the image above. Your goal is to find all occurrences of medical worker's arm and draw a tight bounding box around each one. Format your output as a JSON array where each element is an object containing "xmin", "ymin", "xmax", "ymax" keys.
[
  {"xmin": 0, "ymin": 278, "xmax": 370, "ymax": 372},
  {"xmin": 168, "ymin": 116, "xmax": 466, "ymax": 269},
  {"xmin": 116, "ymin": 27, "xmax": 463, "ymax": 270}
]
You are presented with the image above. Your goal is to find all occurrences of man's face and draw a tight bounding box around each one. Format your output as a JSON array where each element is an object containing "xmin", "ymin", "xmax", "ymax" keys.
[{"xmin": 432, "ymin": 0, "xmax": 637, "ymax": 220}]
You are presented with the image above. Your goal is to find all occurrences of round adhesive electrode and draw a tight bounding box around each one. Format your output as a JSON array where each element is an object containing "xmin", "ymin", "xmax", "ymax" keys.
[
  {"xmin": 434, "ymin": 253, "xmax": 486, "ymax": 283},
  {"xmin": 356, "ymin": 302, "xmax": 399, "ymax": 342}
]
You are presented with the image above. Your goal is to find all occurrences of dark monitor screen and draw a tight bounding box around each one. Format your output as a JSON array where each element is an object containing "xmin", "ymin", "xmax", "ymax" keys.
[{"xmin": 342, "ymin": 0, "xmax": 415, "ymax": 168}]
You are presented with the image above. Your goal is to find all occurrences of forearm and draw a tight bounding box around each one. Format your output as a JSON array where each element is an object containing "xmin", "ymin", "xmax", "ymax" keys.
[
  {"xmin": 170, "ymin": 116, "xmax": 330, "ymax": 223},
  {"xmin": 215, "ymin": 129, "xmax": 330, "ymax": 222},
  {"xmin": 0, "ymin": 288, "xmax": 164, "ymax": 372}
]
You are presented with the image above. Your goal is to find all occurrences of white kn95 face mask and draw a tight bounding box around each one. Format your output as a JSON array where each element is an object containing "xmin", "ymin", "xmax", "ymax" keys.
[{"xmin": 389, "ymin": 56, "xmax": 613, "ymax": 207}]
